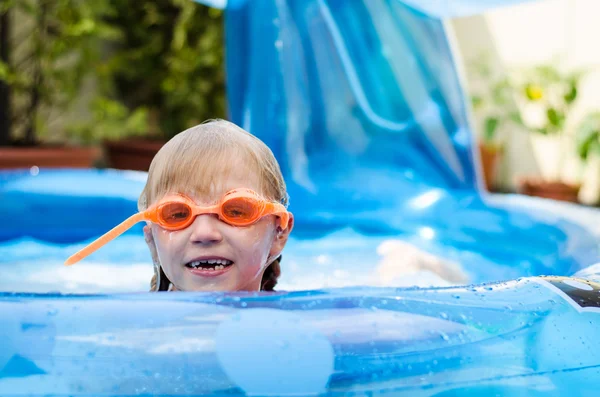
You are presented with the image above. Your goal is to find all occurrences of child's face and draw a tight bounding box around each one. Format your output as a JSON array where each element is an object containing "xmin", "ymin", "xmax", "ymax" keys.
[{"xmin": 149, "ymin": 166, "xmax": 291, "ymax": 292}]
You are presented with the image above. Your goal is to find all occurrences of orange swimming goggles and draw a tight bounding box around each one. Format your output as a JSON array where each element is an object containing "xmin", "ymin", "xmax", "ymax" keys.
[{"xmin": 65, "ymin": 189, "xmax": 290, "ymax": 266}]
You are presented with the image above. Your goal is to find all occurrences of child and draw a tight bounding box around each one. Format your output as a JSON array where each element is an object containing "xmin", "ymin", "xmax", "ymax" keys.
[{"xmin": 65, "ymin": 120, "xmax": 294, "ymax": 292}]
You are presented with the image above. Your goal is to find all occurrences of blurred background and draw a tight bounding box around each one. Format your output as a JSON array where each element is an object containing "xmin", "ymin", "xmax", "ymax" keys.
[{"xmin": 0, "ymin": 0, "xmax": 599, "ymax": 206}]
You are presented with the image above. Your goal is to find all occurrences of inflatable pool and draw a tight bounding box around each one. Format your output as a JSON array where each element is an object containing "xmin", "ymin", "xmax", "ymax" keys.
[{"xmin": 2, "ymin": 0, "xmax": 600, "ymax": 395}]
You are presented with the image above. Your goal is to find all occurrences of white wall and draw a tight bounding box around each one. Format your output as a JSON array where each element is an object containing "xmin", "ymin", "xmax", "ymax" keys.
[{"xmin": 450, "ymin": 0, "xmax": 600, "ymax": 203}]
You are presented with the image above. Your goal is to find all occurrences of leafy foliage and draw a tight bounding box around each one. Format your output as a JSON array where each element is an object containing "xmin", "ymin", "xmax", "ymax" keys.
[
  {"xmin": 0, "ymin": 0, "xmax": 118, "ymax": 145},
  {"xmin": 576, "ymin": 112, "xmax": 600, "ymax": 161},
  {"xmin": 514, "ymin": 64, "xmax": 585, "ymax": 136},
  {"xmin": 0, "ymin": 0, "xmax": 226, "ymax": 145},
  {"xmin": 468, "ymin": 54, "xmax": 521, "ymax": 147},
  {"xmin": 84, "ymin": 0, "xmax": 226, "ymax": 141}
]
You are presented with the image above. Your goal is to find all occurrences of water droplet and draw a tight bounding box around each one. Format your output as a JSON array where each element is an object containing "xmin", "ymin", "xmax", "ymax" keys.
[
  {"xmin": 439, "ymin": 332, "xmax": 450, "ymax": 341},
  {"xmin": 241, "ymin": 302, "xmax": 247, "ymax": 307},
  {"xmin": 30, "ymin": 166, "xmax": 39, "ymax": 176},
  {"xmin": 439, "ymin": 312, "xmax": 448, "ymax": 319}
]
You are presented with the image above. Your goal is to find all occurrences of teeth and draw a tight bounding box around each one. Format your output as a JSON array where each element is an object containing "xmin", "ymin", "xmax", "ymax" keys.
[{"xmin": 188, "ymin": 260, "xmax": 232, "ymax": 269}]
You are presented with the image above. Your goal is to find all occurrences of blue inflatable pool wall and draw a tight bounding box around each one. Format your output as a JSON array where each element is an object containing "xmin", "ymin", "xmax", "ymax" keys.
[{"xmin": 1, "ymin": 0, "xmax": 600, "ymax": 395}]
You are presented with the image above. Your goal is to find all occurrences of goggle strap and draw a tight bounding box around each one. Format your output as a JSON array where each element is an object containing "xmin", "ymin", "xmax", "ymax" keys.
[
  {"xmin": 265, "ymin": 202, "xmax": 289, "ymax": 230},
  {"xmin": 64, "ymin": 212, "xmax": 147, "ymax": 266}
]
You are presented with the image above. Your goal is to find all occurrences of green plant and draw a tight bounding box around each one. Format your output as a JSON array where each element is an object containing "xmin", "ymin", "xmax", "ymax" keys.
[
  {"xmin": 65, "ymin": 96, "xmax": 149, "ymax": 145},
  {"xmin": 0, "ymin": 0, "xmax": 117, "ymax": 146},
  {"xmin": 512, "ymin": 63, "xmax": 594, "ymax": 183},
  {"xmin": 81, "ymin": 0, "xmax": 226, "ymax": 142},
  {"xmin": 469, "ymin": 54, "xmax": 521, "ymax": 148},
  {"xmin": 513, "ymin": 63, "xmax": 584, "ymax": 136},
  {"xmin": 576, "ymin": 112, "xmax": 600, "ymax": 161}
]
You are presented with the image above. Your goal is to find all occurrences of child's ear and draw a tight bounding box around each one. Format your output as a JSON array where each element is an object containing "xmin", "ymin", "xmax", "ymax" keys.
[{"xmin": 270, "ymin": 213, "xmax": 294, "ymax": 256}]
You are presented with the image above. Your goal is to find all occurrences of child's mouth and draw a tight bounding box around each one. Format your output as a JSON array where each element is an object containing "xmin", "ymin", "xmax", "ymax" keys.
[{"xmin": 185, "ymin": 259, "xmax": 234, "ymax": 272}]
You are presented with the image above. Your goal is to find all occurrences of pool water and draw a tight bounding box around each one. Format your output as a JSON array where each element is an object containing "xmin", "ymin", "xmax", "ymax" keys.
[
  {"xmin": 0, "ymin": 224, "xmax": 570, "ymax": 294},
  {"xmin": 1, "ymin": 168, "xmax": 599, "ymax": 294}
]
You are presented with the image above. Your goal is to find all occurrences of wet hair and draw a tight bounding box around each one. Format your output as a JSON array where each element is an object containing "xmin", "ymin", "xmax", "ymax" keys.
[
  {"xmin": 260, "ymin": 255, "xmax": 281, "ymax": 291},
  {"xmin": 140, "ymin": 119, "xmax": 288, "ymax": 292}
]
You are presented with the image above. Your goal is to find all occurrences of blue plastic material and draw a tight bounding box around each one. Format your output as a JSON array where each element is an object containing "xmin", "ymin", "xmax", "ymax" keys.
[
  {"xmin": 1, "ymin": 0, "xmax": 600, "ymax": 395},
  {"xmin": 1, "ymin": 271, "xmax": 600, "ymax": 395},
  {"xmin": 200, "ymin": 0, "xmax": 541, "ymax": 18},
  {"xmin": 222, "ymin": 0, "xmax": 599, "ymax": 275},
  {"xmin": 393, "ymin": 0, "xmax": 541, "ymax": 18}
]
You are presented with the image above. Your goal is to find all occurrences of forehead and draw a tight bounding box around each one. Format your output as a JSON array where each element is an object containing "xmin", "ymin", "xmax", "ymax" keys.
[
  {"xmin": 196, "ymin": 163, "xmax": 263, "ymax": 201},
  {"xmin": 159, "ymin": 155, "xmax": 264, "ymax": 203}
]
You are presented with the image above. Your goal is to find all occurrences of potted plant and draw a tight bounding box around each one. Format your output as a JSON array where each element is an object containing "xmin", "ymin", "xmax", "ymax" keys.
[
  {"xmin": 468, "ymin": 55, "xmax": 521, "ymax": 191},
  {"xmin": 574, "ymin": 111, "xmax": 600, "ymax": 204},
  {"xmin": 0, "ymin": 0, "xmax": 115, "ymax": 169},
  {"xmin": 576, "ymin": 112, "xmax": 600, "ymax": 162},
  {"xmin": 86, "ymin": 0, "xmax": 227, "ymax": 171},
  {"xmin": 512, "ymin": 64, "xmax": 585, "ymax": 202}
]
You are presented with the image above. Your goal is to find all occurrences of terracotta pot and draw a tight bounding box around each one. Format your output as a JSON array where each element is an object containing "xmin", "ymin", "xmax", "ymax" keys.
[
  {"xmin": 518, "ymin": 178, "xmax": 581, "ymax": 203},
  {"xmin": 103, "ymin": 139, "xmax": 166, "ymax": 171},
  {"xmin": 479, "ymin": 144, "xmax": 502, "ymax": 191},
  {"xmin": 0, "ymin": 146, "xmax": 101, "ymax": 169}
]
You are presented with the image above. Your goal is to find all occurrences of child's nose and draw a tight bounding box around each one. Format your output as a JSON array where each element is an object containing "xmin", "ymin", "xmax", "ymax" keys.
[{"xmin": 188, "ymin": 214, "xmax": 223, "ymax": 244}]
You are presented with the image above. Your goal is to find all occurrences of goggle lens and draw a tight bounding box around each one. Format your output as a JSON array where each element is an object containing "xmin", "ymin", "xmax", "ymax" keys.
[
  {"xmin": 221, "ymin": 197, "xmax": 261, "ymax": 224},
  {"xmin": 159, "ymin": 202, "xmax": 192, "ymax": 227}
]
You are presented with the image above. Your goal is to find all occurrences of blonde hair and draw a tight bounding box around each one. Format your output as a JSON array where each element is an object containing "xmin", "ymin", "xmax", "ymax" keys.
[
  {"xmin": 139, "ymin": 119, "xmax": 288, "ymax": 210},
  {"xmin": 140, "ymin": 119, "xmax": 288, "ymax": 291}
]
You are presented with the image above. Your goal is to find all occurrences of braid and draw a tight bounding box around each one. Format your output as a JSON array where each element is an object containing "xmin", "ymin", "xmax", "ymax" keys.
[
  {"xmin": 149, "ymin": 265, "xmax": 172, "ymax": 291},
  {"xmin": 150, "ymin": 273, "xmax": 158, "ymax": 291},
  {"xmin": 261, "ymin": 255, "xmax": 282, "ymax": 291}
]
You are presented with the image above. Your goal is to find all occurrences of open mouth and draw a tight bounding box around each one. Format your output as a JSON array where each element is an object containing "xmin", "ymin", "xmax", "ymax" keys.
[{"xmin": 185, "ymin": 259, "xmax": 234, "ymax": 272}]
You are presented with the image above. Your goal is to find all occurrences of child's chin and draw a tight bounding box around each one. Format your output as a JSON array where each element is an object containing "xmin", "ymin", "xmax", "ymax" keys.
[{"xmin": 184, "ymin": 280, "xmax": 234, "ymax": 292}]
